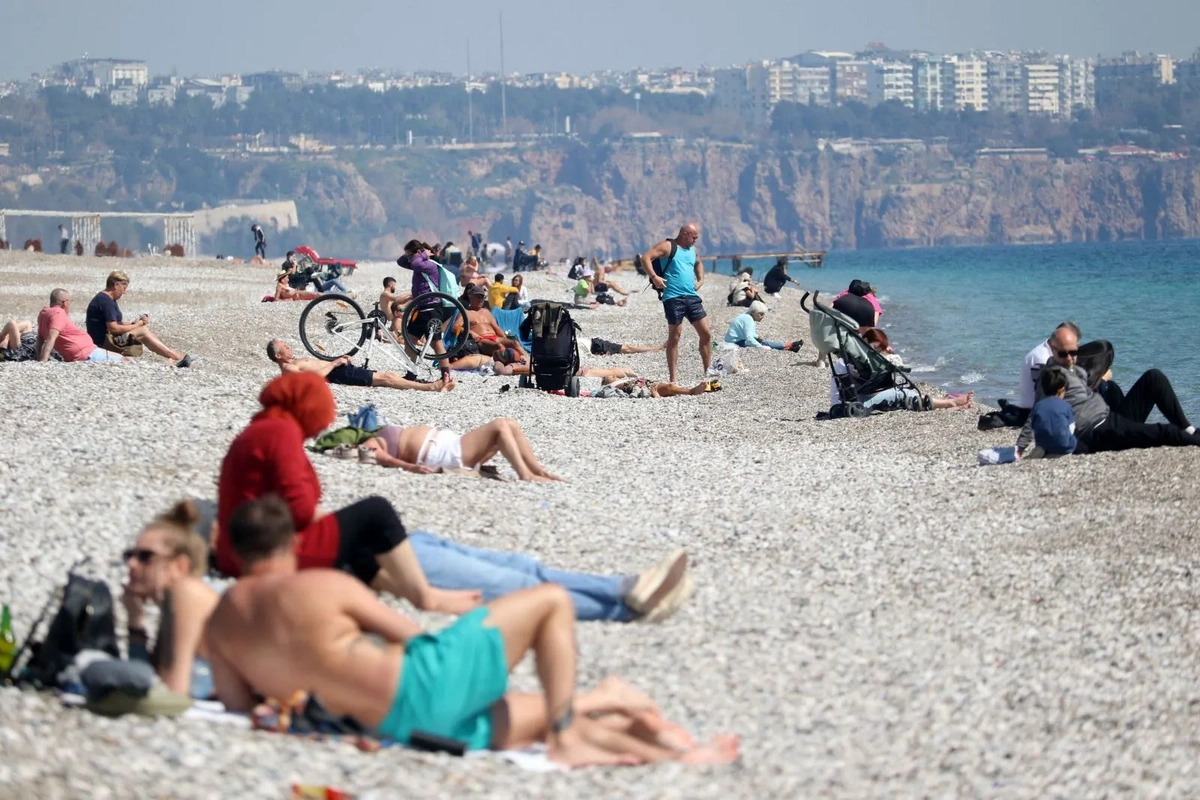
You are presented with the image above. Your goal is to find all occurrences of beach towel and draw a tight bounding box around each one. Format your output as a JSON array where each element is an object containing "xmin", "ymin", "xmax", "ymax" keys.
[{"xmin": 60, "ymin": 693, "xmax": 563, "ymax": 770}]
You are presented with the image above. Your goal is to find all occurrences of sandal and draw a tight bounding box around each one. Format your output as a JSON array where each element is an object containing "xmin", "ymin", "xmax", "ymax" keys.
[{"xmin": 705, "ymin": 380, "xmax": 723, "ymax": 393}]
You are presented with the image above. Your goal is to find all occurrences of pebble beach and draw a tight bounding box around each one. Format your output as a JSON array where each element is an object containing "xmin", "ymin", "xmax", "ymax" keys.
[{"xmin": 1, "ymin": 251, "xmax": 1199, "ymax": 798}]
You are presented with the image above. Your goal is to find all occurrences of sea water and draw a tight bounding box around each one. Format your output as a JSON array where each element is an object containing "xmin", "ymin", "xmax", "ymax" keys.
[{"xmin": 715, "ymin": 240, "xmax": 1200, "ymax": 420}]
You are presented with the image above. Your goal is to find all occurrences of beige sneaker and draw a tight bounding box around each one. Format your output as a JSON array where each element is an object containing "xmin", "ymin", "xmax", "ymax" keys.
[
  {"xmin": 625, "ymin": 549, "xmax": 688, "ymax": 616},
  {"xmin": 638, "ymin": 574, "xmax": 695, "ymax": 624}
]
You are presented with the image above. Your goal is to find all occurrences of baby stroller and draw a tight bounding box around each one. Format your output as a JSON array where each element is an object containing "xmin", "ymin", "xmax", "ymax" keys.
[
  {"xmin": 801, "ymin": 291, "xmax": 928, "ymax": 415},
  {"xmin": 518, "ymin": 301, "xmax": 582, "ymax": 396}
]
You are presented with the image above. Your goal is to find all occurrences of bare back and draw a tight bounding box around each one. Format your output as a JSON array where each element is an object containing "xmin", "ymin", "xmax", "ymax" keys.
[{"xmin": 205, "ymin": 570, "xmax": 403, "ymax": 727}]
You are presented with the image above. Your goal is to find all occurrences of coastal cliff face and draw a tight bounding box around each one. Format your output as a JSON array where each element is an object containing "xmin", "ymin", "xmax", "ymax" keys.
[
  {"xmin": 355, "ymin": 142, "xmax": 1200, "ymax": 257},
  {"xmin": 6, "ymin": 141, "xmax": 1198, "ymax": 257}
]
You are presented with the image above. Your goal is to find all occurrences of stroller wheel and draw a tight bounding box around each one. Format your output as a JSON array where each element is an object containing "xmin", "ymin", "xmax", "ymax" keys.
[
  {"xmin": 518, "ymin": 374, "xmax": 532, "ymax": 389},
  {"xmin": 565, "ymin": 376, "xmax": 581, "ymax": 398}
]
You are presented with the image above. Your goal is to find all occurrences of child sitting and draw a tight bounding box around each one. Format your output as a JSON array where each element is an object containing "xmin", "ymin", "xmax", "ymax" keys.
[{"xmin": 1027, "ymin": 368, "xmax": 1078, "ymax": 458}]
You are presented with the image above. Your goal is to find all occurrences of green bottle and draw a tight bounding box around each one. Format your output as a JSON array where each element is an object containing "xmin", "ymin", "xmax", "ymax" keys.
[{"xmin": 0, "ymin": 604, "xmax": 16, "ymax": 674}]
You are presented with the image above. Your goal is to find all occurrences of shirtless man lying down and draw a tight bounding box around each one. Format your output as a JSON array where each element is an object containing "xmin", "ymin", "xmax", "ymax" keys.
[
  {"xmin": 267, "ymin": 339, "xmax": 453, "ymax": 392},
  {"xmin": 206, "ymin": 496, "xmax": 739, "ymax": 768}
]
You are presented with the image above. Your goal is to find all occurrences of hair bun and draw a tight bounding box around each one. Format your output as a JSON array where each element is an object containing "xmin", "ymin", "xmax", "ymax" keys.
[{"xmin": 163, "ymin": 499, "xmax": 200, "ymax": 530}]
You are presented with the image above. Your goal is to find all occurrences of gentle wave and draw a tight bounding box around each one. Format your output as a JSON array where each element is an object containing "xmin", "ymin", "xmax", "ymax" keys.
[{"xmin": 959, "ymin": 371, "xmax": 986, "ymax": 384}]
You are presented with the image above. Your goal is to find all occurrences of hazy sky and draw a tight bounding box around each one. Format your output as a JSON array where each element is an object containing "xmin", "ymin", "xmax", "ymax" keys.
[{"xmin": 5, "ymin": 0, "xmax": 1199, "ymax": 81}]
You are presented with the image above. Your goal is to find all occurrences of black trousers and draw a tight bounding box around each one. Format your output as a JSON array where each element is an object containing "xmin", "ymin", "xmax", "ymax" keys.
[
  {"xmin": 255, "ymin": 241, "xmax": 267, "ymax": 258},
  {"xmin": 333, "ymin": 495, "xmax": 407, "ymax": 585},
  {"xmin": 1103, "ymin": 369, "xmax": 1191, "ymax": 428}
]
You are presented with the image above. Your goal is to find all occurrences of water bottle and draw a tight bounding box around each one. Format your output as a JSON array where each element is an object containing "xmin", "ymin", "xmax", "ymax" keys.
[{"xmin": 0, "ymin": 604, "xmax": 16, "ymax": 674}]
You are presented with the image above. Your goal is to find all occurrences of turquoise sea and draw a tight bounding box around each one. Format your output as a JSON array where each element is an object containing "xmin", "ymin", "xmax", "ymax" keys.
[{"xmin": 718, "ymin": 240, "xmax": 1200, "ymax": 420}]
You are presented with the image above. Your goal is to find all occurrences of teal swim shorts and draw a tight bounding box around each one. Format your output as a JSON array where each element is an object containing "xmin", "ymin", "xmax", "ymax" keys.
[{"xmin": 377, "ymin": 607, "xmax": 508, "ymax": 750}]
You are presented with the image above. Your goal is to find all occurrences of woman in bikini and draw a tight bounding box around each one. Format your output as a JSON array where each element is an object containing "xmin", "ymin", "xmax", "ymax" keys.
[
  {"xmin": 274, "ymin": 271, "xmax": 320, "ymax": 302},
  {"xmin": 122, "ymin": 500, "xmax": 221, "ymax": 698},
  {"xmin": 359, "ymin": 419, "xmax": 563, "ymax": 482}
]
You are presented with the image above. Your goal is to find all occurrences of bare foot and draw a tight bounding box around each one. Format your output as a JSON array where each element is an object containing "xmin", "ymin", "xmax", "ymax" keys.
[
  {"xmin": 429, "ymin": 588, "xmax": 482, "ymax": 615},
  {"xmin": 950, "ymin": 391, "xmax": 974, "ymax": 409},
  {"xmin": 493, "ymin": 362, "xmax": 514, "ymax": 376},
  {"xmin": 609, "ymin": 711, "xmax": 697, "ymax": 751},
  {"xmin": 583, "ymin": 676, "xmax": 659, "ymax": 717},
  {"xmin": 677, "ymin": 735, "xmax": 741, "ymax": 765},
  {"xmin": 549, "ymin": 726, "xmax": 642, "ymax": 768}
]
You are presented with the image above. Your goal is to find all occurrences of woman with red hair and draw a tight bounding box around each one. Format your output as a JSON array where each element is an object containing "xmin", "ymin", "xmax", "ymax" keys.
[{"xmin": 215, "ymin": 371, "xmax": 479, "ymax": 614}]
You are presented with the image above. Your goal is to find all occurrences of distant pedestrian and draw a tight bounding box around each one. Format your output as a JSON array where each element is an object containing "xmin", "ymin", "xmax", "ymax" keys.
[
  {"xmin": 468, "ymin": 229, "xmax": 482, "ymax": 258},
  {"xmin": 504, "ymin": 237, "xmax": 513, "ymax": 269},
  {"xmin": 251, "ymin": 224, "xmax": 267, "ymax": 259},
  {"xmin": 58, "ymin": 224, "xmax": 69, "ymax": 255}
]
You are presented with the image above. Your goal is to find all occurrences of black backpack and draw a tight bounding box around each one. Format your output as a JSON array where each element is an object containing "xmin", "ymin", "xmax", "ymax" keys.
[
  {"xmin": 10, "ymin": 573, "xmax": 119, "ymax": 689},
  {"xmin": 650, "ymin": 239, "xmax": 678, "ymax": 279},
  {"xmin": 520, "ymin": 302, "xmax": 580, "ymax": 392}
]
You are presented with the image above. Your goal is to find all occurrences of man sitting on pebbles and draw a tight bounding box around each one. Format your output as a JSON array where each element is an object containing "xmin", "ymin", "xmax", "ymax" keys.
[
  {"xmin": 85, "ymin": 270, "xmax": 193, "ymax": 367},
  {"xmin": 207, "ymin": 495, "xmax": 738, "ymax": 767},
  {"xmin": 267, "ymin": 339, "xmax": 453, "ymax": 393}
]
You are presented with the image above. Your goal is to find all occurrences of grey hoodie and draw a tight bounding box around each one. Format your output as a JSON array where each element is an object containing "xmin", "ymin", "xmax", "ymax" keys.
[{"xmin": 1016, "ymin": 362, "xmax": 1110, "ymax": 451}]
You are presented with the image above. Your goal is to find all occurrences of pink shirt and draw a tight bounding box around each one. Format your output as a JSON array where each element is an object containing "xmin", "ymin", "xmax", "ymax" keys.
[
  {"xmin": 834, "ymin": 290, "xmax": 883, "ymax": 316},
  {"xmin": 37, "ymin": 306, "xmax": 97, "ymax": 362}
]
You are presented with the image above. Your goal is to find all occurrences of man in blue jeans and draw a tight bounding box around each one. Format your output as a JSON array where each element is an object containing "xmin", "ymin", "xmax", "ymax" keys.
[
  {"xmin": 408, "ymin": 533, "xmax": 691, "ymax": 623},
  {"xmin": 641, "ymin": 223, "xmax": 712, "ymax": 384}
]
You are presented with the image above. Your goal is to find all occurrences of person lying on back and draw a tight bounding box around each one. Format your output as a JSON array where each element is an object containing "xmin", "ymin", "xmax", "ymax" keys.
[{"xmin": 267, "ymin": 339, "xmax": 452, "ymax": 392}]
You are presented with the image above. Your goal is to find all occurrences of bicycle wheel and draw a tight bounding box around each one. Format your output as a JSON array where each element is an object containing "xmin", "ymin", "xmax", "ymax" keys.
[
  {"xmin": 399, "ymin": 293, "xmax": 470, "ymax": 364},
  {"xmin": 299, "ymin": 294, "xmax": 369, "ymax": 361}
]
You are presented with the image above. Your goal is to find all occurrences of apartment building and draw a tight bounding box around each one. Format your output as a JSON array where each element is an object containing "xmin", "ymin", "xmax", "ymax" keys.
[
  {"xmin": 58, "ymin": 58, "xmax": 149, "ymax": 89},
  {"xmin": 833, "ymin": 61, "xmax": 872, "ymax": 104},
  {"xmin": 943, "ymin": 55, "xmax": 988, "ymax": 111},
  {"xmin": 867, "ymin": 61, "xmax": 915, "ymax": 106},
  {"xmin": 714, "ymin": 63, "xmax": 774, "ymax": 126},
  {"xmin": 1095, "ymin": 52, "xmax": 1176, "ymax": 108},
  {"xmin": 987, "ymin": 59, "xmax": 1025, "ymax": 113},
  {"xmin": 913, "ymin": 58, "xmax": 945, "ymax": 112},
  {"xmin": 1024, "ymin": 62, "xmax": 1061, "ymax": 116}
]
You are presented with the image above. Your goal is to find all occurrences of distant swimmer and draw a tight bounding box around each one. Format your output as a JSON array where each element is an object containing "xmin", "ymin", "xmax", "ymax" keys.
[{"xmin": 640, "ymin": 223, "xmax": 712, "ymax": 384}]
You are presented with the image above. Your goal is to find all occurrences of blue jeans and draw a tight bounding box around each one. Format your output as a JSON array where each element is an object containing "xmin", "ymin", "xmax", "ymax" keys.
[
  {"xmin": 318, "ymin": 276, "xmax": 349, "ymax": 293},
  {"xmin": 409, "ymin": 532, "xmax": 635, "ymax": 622},
  {"xmin": 864, "ymin": 387, "xmax": 920, "ymax": 408},
  {"xmin": 760, "ymin": 339, "xmax": 786, "ymax": 350}
]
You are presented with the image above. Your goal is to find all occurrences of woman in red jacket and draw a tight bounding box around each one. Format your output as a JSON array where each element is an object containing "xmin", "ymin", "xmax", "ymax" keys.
[{"xmin": 216, "ymin": 371, "xmax": 479, "ymax": 614}]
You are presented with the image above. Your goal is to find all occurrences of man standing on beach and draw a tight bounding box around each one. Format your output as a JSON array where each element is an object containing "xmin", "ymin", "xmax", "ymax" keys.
[
  {"xmin": 641, "ymin": 223, "xmax": 711, "ymax": 384},
  {"xmin": 58, "ymin": 224, "xmax": 70, "ymax": 255}
]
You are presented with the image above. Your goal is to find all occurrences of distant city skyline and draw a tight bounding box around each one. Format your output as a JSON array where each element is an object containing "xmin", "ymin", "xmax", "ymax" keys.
[{"xmin": 4, "ymin": 0, "xmax": 1199, "ymax": 82}]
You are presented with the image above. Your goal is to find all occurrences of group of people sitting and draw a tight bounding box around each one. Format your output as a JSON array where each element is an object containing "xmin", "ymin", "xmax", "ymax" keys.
[
  {"xmin": 269, "ymin": 251, "xmax": 351, "ymax": 302},
  {"xmin": 112, "ymin": 369, "xmax": 736, "ymax": 766},
  {"xmin": 570, "ymin": 258, "xmax": 630, "ymax": 308},
  {"xmin": 1, "ymin": 271, "xmax": 192, "ymax": 367}
]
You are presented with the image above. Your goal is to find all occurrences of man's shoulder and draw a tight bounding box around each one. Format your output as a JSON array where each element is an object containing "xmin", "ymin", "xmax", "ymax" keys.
[{"xmin": 1024, "ymin": 340, "xmax": 1051, "ymax": 363}]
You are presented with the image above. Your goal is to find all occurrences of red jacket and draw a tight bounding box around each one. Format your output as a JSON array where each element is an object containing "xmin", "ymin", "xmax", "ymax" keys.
[{"xmin": 216, "ymin": 415, "xmax": 340, "ymax": 576}]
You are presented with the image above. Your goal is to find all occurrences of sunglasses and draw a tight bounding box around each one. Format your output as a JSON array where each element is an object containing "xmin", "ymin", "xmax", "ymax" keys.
[
  {"xmin": 123, "ymin": 548, "xmax": 167, "ymax": 564},
  {"xmin": 1055, "ymin": 349, "xmax": 1079, "ymax": 358}
]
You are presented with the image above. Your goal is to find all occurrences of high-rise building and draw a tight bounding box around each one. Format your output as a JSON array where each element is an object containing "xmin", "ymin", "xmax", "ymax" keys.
[
  {"xmin": 834, "ymin": 61, "xmax": 872, "ymax": 104},
  {"xmin": 1059, "ymin": 57, "xmax": 1096, "ymax": 116},
  {"xmin": 987, "ymin": 58, "xmax": 1025, "ymax": 114},
  {"xmin": 913, "ymin": 58, "xmax": 945, "ymax": 112},
  {"xmin": 1095, "ymin": 52, "xmax": 1175, "ymax": 108},
  {"xmin": 714, "ymin": 63, "xmax": 773, "ymax": 126},
  {"xmin": 943, "ymin": 55, "xmax": 989, "ymax": 111},
  {"xmin": 867, "ymin": 61, "xmax": 915, "ymax": 106},
  {"xmin": 1024, "ymin": 62, "xmax": 1062, "ymax": 116}
]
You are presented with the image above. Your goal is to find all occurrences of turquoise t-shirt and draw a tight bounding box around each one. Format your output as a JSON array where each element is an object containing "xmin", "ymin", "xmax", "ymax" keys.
[
  {"xmin": 661, "ymin": 245, "xmax": 698, "ymax": 301},
  {"xmin": 724, "ymin": 313, "xmax": 760, "ymax": 346}
]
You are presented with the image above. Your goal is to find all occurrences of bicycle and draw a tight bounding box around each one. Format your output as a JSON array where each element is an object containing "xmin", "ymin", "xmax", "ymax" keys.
[{"xmin": 298, "ymin": 292, "xmax": 470, "ymax": 382}]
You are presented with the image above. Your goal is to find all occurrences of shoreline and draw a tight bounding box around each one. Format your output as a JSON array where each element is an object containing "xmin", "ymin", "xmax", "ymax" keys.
[{"xmin": 1, "ymin": 253, "xmax": 1198, "ymax": 797}]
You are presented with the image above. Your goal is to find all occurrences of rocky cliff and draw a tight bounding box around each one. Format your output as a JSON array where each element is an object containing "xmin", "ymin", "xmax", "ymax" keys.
[
  {"xmin": 354, "ymin": 141, "xmax": 1200, "ymax": 258},
  {"xmin": 6, "ymin": 141, "xmax": 1199, "ymax": 258}
]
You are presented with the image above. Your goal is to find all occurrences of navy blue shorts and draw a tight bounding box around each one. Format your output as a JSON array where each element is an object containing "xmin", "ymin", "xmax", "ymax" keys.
[
  {"xmin": 327, "ymin": 363, "xmax": 375, "ymax": 387},
  {"xmin": 663, "ymin": 295, "xmax": 707, "ymax": 326}
]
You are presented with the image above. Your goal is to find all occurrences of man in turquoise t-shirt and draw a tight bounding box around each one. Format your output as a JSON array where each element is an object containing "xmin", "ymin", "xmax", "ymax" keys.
[{"xmin": 640, "ymin": 222, "xmax": 712, "ymax": 384}]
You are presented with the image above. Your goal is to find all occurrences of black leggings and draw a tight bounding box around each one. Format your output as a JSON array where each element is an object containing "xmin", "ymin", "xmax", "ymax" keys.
[
  {"xmin": 1083, "ymin": 413, "xmax": 1200, "ymax": 453},
  {"xmin": 333, "ymin": 495, "xmax": 407, "ymax": 585},
  {"xmin": 1103, "ymin": 369, "xmax": 1192, "ymax": 429}
]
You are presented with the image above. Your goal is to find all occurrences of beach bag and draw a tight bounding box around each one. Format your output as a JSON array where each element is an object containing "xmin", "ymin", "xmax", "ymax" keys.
[
  {"xmin": 14, "ymin": 573, "xmax": 119, "ymax": 689},
  {"xmin": 708, "ymin": 351, "xmax": 744, "ymax": 377},
  {"xmin": 104, "ymin": 333, "xmax": 143, "ymax": 358},
  {"xmin": 309, "ymin": 426, "xmax": 381, "ymax": 454},
  {"xmin": 567, "ymin": 263, "xmax": 583, "ymax": 280},
  {"xmin": 347, "ymin": 403, "xmax": 386, "ymax": 431}
]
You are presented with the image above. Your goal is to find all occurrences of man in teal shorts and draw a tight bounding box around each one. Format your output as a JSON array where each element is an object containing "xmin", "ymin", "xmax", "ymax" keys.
[{"xmin": 206, "ymin": 495, "xmax": 739, "ymax": 767}]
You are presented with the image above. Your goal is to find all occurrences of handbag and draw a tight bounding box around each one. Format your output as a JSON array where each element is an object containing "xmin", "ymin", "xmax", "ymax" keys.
[{"xmin": 11, "ymin": 572, "xmax": 119, "ymax": 689}]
